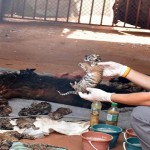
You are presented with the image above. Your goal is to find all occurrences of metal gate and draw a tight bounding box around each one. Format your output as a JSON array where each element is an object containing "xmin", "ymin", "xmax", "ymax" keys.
[{"xmin": 0, "ymin": 0, "xmax": 150, "ymax": 29}]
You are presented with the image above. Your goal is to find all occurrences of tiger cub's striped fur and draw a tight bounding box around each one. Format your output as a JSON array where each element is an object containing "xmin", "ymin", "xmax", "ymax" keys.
[{"xmin": 58, "ymin": 62, "xmax": 103, "ymax": 95}]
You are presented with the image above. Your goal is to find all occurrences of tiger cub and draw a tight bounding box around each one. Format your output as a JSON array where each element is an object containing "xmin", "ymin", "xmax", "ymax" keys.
[{"xmin": 58, "ymin": 62, "xmax": 103, "ymax": 95}]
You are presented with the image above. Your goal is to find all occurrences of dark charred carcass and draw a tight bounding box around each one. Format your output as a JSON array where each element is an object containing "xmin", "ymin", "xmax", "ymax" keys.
[{"xmin": 0, "ymin": 68, "xmax": 145, "ymax": 113}]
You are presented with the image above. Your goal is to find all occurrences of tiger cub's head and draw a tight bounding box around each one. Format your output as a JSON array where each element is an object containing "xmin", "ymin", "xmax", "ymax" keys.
[{"xmin": 84, "ymin": 54, "xmax": 101, "ymax": 66}]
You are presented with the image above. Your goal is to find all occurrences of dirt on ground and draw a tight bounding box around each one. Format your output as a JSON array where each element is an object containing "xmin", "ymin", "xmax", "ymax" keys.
[{"xmin": 0, "ymin": 19, "xmax": 150, "ymax": 75}]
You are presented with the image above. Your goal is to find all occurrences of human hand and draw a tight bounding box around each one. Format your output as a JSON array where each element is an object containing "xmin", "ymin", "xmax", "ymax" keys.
[
  {"xmin": 98, "ymin": 61, "xmax": 130, "ymax": 77},
  {"xmin": 78, "ymin": 87, "xmax": 113, "ymax": 102}
]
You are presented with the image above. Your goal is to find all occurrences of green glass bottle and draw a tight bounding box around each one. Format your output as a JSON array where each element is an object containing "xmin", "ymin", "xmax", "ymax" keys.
[{"xmin": 106, "ymin": 102, "xmax": 119, "ymax": 126}]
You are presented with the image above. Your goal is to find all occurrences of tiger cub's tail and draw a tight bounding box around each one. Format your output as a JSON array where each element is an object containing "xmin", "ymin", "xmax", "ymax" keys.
[{"xmin": 58, "ymin": 91, "xmax": 78, "ymax": 96}]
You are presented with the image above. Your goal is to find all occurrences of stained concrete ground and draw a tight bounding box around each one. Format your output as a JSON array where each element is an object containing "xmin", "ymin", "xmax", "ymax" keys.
[
  {"xmin": 0, "ymin": 19, "xmax": 150, "ymax": 75},
  {"xmin": 0, "ymin": 19, "xmax": 150, "ymax": 150}
]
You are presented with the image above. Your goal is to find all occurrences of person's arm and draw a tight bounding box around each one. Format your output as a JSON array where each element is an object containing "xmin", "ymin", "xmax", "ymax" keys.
[
  {"xmin": 111, "ymin": 92, "xmax": 150, "ymax": 106},
  {"xmin": 98, "ymin": 61, "xmax": 150, "ymax": 90},
  {"xmin": 79, "ymin": 88, "xmax": 150, "ymax": 106},
  {"xmin": 111, "ymin": 69, "xmax": 150, "ymax": 106},
  {"xmin": 126, "ymin": 69, "xmax": 150, "ymax": 90}
]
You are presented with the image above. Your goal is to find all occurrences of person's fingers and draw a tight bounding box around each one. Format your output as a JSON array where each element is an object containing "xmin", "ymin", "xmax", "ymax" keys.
[
  {"xmin": 86, "ymin": 87, "xmax": 94, "ymax": 92},
  {"xmin": 78, "ymin": 92, "xmax": 83, "ymax": 97},
  {"xmin": 97, "ymin": 61, "xmax": 112, "ymax": 66},
  {"xmin": 78, "ymin": 92, "xmax": 88, "ymax": 98},
  {"xmin": 78, "ymin": 92, "xmax": 92, "ymax": 101}
]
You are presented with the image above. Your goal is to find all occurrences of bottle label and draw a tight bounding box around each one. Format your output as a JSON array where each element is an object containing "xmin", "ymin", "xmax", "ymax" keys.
[{"xmin": 107, "ymin": 114, "xmax": 118, "ymax": 122}]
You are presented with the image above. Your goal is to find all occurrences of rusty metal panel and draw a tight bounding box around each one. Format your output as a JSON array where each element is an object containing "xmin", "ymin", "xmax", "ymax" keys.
[{"xmin": 113, "ymin": 0, "xmax": 150, "ymax": 29}]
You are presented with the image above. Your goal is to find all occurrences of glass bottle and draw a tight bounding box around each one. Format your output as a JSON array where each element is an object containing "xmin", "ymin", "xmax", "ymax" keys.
[
  {"xmin": 90, "ymin": 101, "xmax": 102, "ymax": 127},
  {"xmin": 106, "ymin": 102, "xmax": 119, "ymax": 126}
]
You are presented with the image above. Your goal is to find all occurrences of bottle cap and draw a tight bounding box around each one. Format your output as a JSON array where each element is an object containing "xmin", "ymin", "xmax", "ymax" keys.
[{"xmin": 111, "ymin": 102, "xmax": 118, "ymax": 107}]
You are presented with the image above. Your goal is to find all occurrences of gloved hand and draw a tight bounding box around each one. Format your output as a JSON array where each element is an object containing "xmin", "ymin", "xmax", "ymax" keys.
[
  {"xmin": 78, "ymin": 87, "xmax": 113, "ymax": 102},
  {"xmin": 98, "ymin": 61, "xmax": 131, "ymax": 77}
]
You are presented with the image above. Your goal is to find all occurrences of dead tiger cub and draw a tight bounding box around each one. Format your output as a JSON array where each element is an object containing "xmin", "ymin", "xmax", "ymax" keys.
[{"xmin": 58, "ymin": 62, "xmax": 103, "ymax": 95}]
